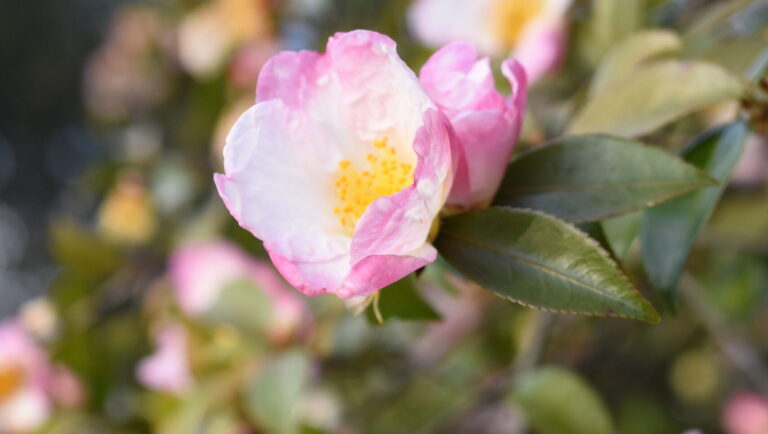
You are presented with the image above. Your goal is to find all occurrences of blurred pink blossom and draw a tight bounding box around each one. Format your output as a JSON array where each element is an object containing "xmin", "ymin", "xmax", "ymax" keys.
[
  {"xmin": 48, "ymin": 366, "xmax": 84, "ymax": 409},
  {"xmin": 408, "ymin": 0, "xmax": 571, "ymax": 82},
  {"xmin": 83, "ymin": 6, "xmax": 170, "ymax": 121},
  {"xmin": 732, "ymin": 134, "xmax": 768, "ymax": 187},
  {"xmin": 228, "ymin": 41, "xmax": 280, "ymax": 91},
  {"xmin": 170, "ymin": 240, "xmax": 309, "ymax": 343},
  {"xmin": 0, "ymin": 321, "xmax": 82, "ymax": 432},
  {"xmin": 722, "ymin": 392, "xmax": 768, "ymax": 434},
  {"xmin": 215, "ymin": 30, "xmax": 458, "ymax": 299},
  {"xmin": 136, "ymin": 324, "xmax": 193, "ymax": 395},
  {"xmin": 177, "ymin": 0, "xmax": 274, "ymax": 79},
  {"xmin": 420, "ymin": 42, "xmax": 527, "ymax": 210}
]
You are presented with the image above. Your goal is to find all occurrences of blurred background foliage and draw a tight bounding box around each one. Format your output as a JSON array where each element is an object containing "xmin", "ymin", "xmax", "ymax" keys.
[{"xmin": 0, "ymin": 0, "xmax": 767, "ymax": 433}]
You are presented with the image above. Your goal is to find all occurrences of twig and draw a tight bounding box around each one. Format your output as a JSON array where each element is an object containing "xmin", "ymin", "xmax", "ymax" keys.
[
  {"xmin": 442, "ymin": 310, "xmax": 553, "ymax": 434},
  {"xmin": 680, "ymin": 273, "xmax": 768, "ymax": 396},
  {"xmin": 514, "ymin": 311, "xmax": 553, "ymax": 376}
]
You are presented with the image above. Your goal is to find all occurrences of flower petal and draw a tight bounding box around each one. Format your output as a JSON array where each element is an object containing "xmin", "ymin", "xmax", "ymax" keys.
[
  {"xmin": 337, "ymin": 245, "xmax": 437, "ymax": 299},
  {"xmin": 215, "ymin": 101, "xmax": 350, "ymax": 263},
  {"xmin": 267, "ymin": 249, "xmax": 350, "ymax": 297},
  {"xmin": 513, "ymin": 19, "xmax": 567, "ymax": 83},
  {"xmin": 408, "ymin": 0, "xmax": 498, "ymax": 55},
  {"xmin": 257, "ymin": 50, "xmax": 323, "ymax": 107},
  {"xmin": 170, "ymin": 241, "xmax": 250, "ymax": 315},
  {"xmin": 351, "ymin": 109, "xmax": 455, "ymax": 262},
  {"xmin": 0, "ymin": 387, "xmax": 50, "ymax": 432},
  {"xmin": 420, "ymin": 45, "xmax": 527, "ymax": 210},
  {"xmin": 420, "ymin": 42, "xmax": 504, "ymax": 115},
  {"xmin": 136, "ymin": 325, "xmax": 192, "ymax": 395}
]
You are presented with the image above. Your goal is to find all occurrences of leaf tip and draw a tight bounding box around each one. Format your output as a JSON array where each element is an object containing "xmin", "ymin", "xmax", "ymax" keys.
[{"xmin": 635, "ymin": 299, "xmax": 662, "ymax": 324}]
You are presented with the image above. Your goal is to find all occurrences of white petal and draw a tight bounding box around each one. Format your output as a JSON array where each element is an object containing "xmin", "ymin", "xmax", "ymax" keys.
[{"xmin": 217, "ymin": 101, "xmax": 351, "ymax": 262}]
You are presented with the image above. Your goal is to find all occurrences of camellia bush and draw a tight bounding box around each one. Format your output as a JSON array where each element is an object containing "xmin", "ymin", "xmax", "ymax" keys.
[{"xmin": 2, "ymin": 0, "xmax": 768, "ymax": 433}]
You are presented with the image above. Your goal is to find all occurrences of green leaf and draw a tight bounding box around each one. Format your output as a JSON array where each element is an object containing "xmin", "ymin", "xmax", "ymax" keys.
[
  {"xmin": 568, "ymin": 60, "xmax": 743, "ymax": 137},
  {"xmin": 589, "ymin": 30, "xmax": 682, "ymax": 97},
  {"xmin": 580, "ymin": 0, "xmax": 645, "ymax": 66},
  {"xmin": 435, "ymin": 208, "xmax": 659, "ymax": 323},
  {"xmin": 513, "ymin": 366, "xmax": 614, "ymax": 434},
  {"xmin": 602, "ymin": 212, "xmax": 641, "ymax": 260},
  {"xmin": 746, "ymin": 45, "xmax": 768, "ymax": 82},
  {"xmin": 367, "ymin": 376, "xmax": 470, "ymax": 434},
  {"xmin": 243, "ymin": 350, "xmax": 309, "ymax": 434},
  {"xmin": 493, "ymin": 135, "xmax": 716, "ymax": 223},
  {"xmin": 365, "ymin": 275, "xmax": 440, "ymax": 323},
  {"xmin": 49, "ymin": 220, "xmax": 121, "ymax": 280},
  {"xmin": 641, "ymin": 122, "xmax": 748, "ymax": 302},
  {"xmin": 203, "ymin": 279, "xmax": 274, "ymax": 335}
]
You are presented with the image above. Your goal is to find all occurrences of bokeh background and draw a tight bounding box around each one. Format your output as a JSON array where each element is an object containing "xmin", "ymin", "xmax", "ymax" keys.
[{"xmin": 0, "ymin": 0, "xmax": 767, "ymax": 433}]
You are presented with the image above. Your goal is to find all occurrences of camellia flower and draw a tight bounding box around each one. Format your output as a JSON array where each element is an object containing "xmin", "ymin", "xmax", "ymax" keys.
[
  {"xmin": 0, "ymin": 321, "xmax": 82, "ymax": 432},
  {"xmin": 420, "ymin": 42, "xmax": 526, "ymax": 210},
  {"xmin": 215, "ymin": 30, "xmax": 457, "ymax": 299},
  {"xmin": 136, "ymin": 324, "xmax": 193, "ymax": 395},
  {"xmin": 408, "ymin": 0, "xmax": 572, "ymax": 82},
  {"xmin": 169, "ymin": 240, "xmax": 309, "ymax": 343}
]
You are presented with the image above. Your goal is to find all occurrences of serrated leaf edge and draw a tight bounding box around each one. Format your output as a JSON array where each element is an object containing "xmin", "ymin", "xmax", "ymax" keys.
[{"xmin": 439, "ymin": 207, "xmax": 661, "ymax": 324}]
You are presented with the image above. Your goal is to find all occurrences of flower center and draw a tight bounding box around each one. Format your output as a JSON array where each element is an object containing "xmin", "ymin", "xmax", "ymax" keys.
[
  {"xmin": 0, "ymin": 364, "xmax": 24, "ymax": 402},
  {"xmin": 333, "ymin": 138, "xmax": 414, "ymax": 234},
  {"xmin": 492, "ymin": 0, "xmax": 544, "ymax": 49}
]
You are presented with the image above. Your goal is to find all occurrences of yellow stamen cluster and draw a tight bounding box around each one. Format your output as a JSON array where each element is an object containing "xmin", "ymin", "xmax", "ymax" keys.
[
  {"xmin": 492, "ymin": 0, "xmax": 544, "ymax": 48},
  {"xmin": 0, "ymin": 365, "xmax": 23, "ymax": 402},
  {"xmin": 333, "ymin": 138, "xmax": 414, "ymax": 233}
]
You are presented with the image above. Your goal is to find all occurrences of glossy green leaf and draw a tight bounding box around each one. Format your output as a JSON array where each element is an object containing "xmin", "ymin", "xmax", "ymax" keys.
[
  {"xmin": 365, "ymin": 274, "xmax": 440, "ymax": 323},
  {"xmin": 589, "ymin": 30, "xmax": 681, "ymax": 97},
  {"xmin": 568, "ymin": 60, "xmax": 743, "ymax": 137},
  {"xmin": 243, "ymin": 350, "xmax": 309, "ymax": 434},
  {"xmin": 602, "ymin": 212, "xmax": 641, "ymax": 260},
  {"xmin": 513, "ymin": 366, "xmax": 614, "ymax": 434},
  {"xmin": 435, "ymin": 208, "xmax": 659, "ymax": 323},
  {"xmin": 641, "ymin": 122, "xmax": 748, "ymax": 302},
  {"xmin": 493, "ymin": 135, "xmax": 716, "ymax": 223}
]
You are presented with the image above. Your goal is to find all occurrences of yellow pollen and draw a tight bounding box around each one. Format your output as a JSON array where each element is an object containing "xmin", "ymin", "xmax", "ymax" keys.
[
  {"xmin": 492, "ymin": 0, "xmax": 544, "ymax": 49},
  {"xmin": 0, "ymin": 364, "xmax": 24, "ymax": 403},
  {"xmin": 333, "ymin": 138, "xmax": 414, "ymax": 233}
]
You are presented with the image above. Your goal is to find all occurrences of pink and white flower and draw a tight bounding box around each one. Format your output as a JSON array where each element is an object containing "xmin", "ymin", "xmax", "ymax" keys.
[
  {"xmin": 215, "ymin": 30, "xmax": 458, "ymax": 299},
  {"xmin": 170, "ymin": 240, "xmax": 309, "ymax": 342},
  {"xmin": 420, "ymin": 42, "xmax": 527, "ymax": 210},
  {"xmin": 136, "ymin": 324, "xmax": 192, "ymax": 395},
  {"xmin": 0, "ymin": 322, "xmax": 82, "ymax": 432},
  {"xmin": 408, "ymin": 0, "xmax": 572, "ymax": 82}
]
